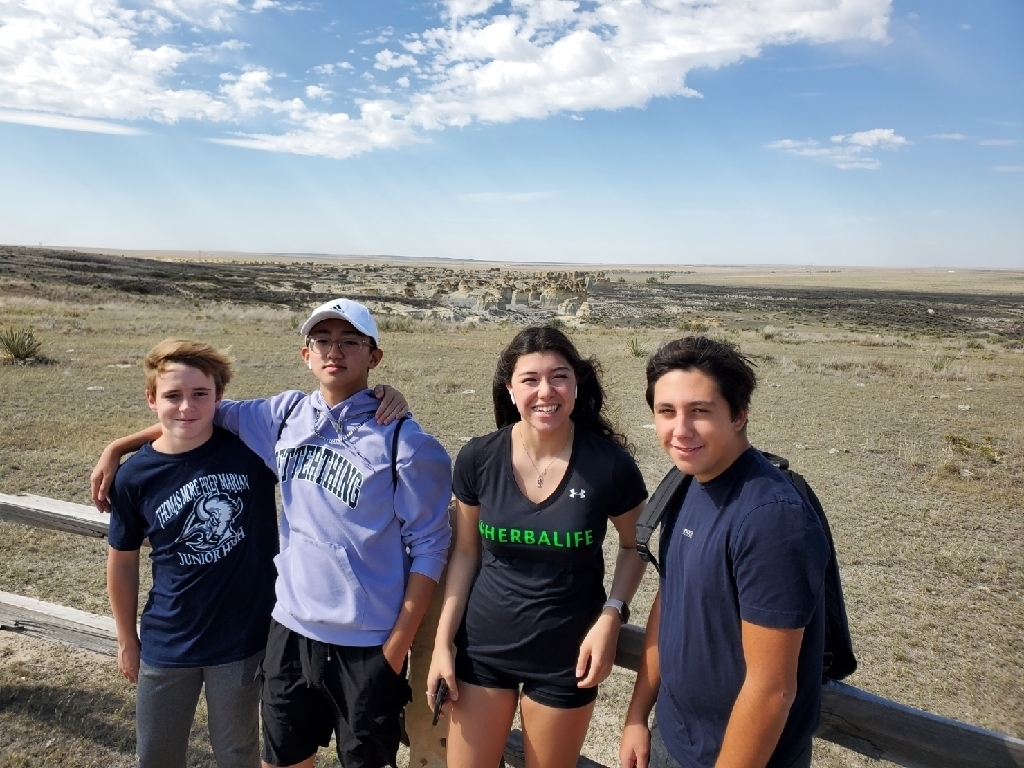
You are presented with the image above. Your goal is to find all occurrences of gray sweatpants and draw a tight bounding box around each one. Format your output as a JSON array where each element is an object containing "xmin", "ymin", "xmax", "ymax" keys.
[{"xmin": 136, "ymin": 651, "xmax": 263, "ymax": 768}]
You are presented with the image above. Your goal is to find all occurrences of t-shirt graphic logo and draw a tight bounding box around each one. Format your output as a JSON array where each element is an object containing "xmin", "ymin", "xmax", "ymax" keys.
[
  {"xmin": 176, "ymin": 492, "xmax": 243, "ymax": 553},
  {"xmin": 569, "ymin": 488, "xmax": 586, "ymax": 499}
]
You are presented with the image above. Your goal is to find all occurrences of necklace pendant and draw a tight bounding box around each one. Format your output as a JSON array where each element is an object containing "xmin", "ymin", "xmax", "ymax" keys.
[{"xmin": 536, "ymin": 477, "xmax": 543, "ymax": 488}]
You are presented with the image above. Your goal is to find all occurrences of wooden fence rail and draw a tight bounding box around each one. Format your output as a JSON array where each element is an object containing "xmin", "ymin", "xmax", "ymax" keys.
[{"xmin": 2, "ymin": 493, "xmax": 1024, "ymax": 768}]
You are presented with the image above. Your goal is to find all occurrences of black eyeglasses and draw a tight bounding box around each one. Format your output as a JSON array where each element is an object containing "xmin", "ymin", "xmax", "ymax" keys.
[{"xmin": 306, "ymin": 337, "xmax": 373, "ymax": 355}]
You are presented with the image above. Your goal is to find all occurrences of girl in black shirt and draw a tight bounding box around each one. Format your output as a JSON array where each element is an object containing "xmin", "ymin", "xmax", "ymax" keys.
[{"xmin": 428, "ymin": 326, "xmax": 648, "ymax": 768}]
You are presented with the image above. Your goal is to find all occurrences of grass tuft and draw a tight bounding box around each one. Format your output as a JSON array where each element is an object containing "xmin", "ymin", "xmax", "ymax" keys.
[
  {"xmin": 0, "ymin": 327, "xmax": 43, "ymax": 361},
  {"xmin": 627, "ymin": 337, "xmax": 648, "ymax": 358}
]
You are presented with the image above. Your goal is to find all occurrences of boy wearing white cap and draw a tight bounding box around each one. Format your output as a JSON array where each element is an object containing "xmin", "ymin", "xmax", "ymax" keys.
[{"xmin": 93, "ymin": 299, "xmax": 453, "ymax": 768}]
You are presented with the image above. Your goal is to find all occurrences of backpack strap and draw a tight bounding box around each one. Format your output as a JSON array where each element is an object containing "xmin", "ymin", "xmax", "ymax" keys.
[
  {"xmin": 276, "ymin": 396, "xmax": 303, "ymax": 442},
  {"xmin": 391, "ymin": 416, "xmax": 407, "ymax": 491},
  {"xmin": 636, "ymin": 467, "xmax": 691, "ymax": 575}
]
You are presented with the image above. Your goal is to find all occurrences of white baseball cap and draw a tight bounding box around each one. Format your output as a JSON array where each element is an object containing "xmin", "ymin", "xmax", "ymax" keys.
[{"xmin": 300, "ymin": 298, "xmax": 380, "ymax": 346}]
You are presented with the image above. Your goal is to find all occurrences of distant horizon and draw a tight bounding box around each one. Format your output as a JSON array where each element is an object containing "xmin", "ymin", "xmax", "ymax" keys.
[{"xmin": 11, "ymin": 243, "xmax": 1022, "ymax": 274}]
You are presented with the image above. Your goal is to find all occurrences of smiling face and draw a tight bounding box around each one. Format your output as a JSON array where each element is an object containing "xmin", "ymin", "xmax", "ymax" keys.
[
  {"xmin": 508, "ymin": 351, "xmax": 576, "ymax": 434},
  {"xmin": 300, "ymin": 318, "xmax": 383, "ymax": 405},
  {"xmin": 652, "ymin": 368, "xmax": 750, "ymax": 483},
  {"xmin": 146, "ymin": 363, "xmax": 220, "ymax": 453}
]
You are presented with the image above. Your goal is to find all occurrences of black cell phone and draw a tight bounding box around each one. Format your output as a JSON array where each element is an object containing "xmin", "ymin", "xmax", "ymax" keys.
[{"xmin": 431, "ymin": 678, "xmax": 449, "ymax": 726}]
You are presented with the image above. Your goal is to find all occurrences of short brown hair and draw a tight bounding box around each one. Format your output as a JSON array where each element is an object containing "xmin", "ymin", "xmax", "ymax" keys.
[{"xmin": 144, "ymin": 339, "xmax": 234, "ymax": 397}]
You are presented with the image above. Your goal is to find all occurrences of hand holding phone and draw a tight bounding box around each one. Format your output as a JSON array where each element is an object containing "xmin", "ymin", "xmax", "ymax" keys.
[{"xmin": 431, "ymin": 678, "xmax": 449, "ymax": 726}]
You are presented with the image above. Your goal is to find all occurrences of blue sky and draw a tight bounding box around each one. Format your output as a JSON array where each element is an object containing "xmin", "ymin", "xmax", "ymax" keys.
[{"xmin": 0, "ymin": 0, "xmax": 1020, "ymax": 267}]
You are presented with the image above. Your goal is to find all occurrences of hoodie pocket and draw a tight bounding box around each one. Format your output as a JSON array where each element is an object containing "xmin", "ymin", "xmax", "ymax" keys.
[{"xmin": 275, "ymin": 530, "xmax": 366, "ymax": 628}]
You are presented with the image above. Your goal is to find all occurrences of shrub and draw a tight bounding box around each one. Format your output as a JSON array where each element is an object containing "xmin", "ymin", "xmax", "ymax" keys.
[
  {"xmin": 0, "ymin": 327, "xmax": 43, "ymax": 361},
  {"xmin": 378, "ymin": 316, "xmax": 414, "ymax": 332},
  {"xmin": 678, "ymin": 320, "xmax": 711, "ymax": 333},
  {"xmin": 627, "ymin": 338, "xmax": 648, "ymax": 358}
]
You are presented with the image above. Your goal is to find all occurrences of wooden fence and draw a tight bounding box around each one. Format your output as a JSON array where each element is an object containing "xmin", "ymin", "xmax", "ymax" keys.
[{"xmin": 2, "ymin": 492, "xmax": 1023, "ymax": 768}]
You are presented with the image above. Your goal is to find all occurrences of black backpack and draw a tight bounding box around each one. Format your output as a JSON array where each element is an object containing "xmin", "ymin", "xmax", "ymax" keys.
[{"xmin": 635, "ymin": 451, "xmax": 857, "ymax": 682}]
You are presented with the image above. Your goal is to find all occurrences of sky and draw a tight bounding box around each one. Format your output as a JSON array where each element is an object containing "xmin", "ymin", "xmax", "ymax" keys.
[{"xmin": 0, "ymin": 0, "xmax": 1021, "ymax": 267}]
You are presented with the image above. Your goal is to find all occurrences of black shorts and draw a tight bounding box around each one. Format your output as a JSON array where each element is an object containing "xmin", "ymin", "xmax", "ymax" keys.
[
  {"xmin": 260, "ymin": 619, "xmax": 412, "ymax": 768},
  {"xmin": 454, "ymin": 651, "xmax": 598, "ymax": 710}
]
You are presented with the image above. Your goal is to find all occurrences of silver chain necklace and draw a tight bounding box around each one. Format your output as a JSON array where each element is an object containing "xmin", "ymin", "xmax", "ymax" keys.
[
  {"xmin": 519, "ymin": 424, "xmax": 574, "ymax": 488},
  {"xmin": 314, "ymin": 406, "xmax": 373, "ymax": 446}
]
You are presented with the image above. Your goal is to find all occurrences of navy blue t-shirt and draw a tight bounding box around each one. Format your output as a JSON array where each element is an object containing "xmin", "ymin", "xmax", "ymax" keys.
[
  {"xmin": 108, "ymin": 427, "xmax": 279, "ymax": 668},
  {"xmin": 655, "ymin": 447, "xmax": 830, "ymax": 768}
]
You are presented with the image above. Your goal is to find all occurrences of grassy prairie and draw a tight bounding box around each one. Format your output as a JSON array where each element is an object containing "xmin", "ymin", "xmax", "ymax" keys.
[{"xmin": 1, "ymin": 262, "xmax": 1022, "ymax": 767}]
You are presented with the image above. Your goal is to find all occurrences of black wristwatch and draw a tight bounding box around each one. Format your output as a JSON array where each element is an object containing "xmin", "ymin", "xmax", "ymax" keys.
[{"xmin": 603, "ymin": 598, "xmax": 630, "ymax": 624}]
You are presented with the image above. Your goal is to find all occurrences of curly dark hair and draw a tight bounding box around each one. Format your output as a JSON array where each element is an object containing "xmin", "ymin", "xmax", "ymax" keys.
[{"xmin": 492, "ymin": 325, "xmax": 627, "ymax": 447}]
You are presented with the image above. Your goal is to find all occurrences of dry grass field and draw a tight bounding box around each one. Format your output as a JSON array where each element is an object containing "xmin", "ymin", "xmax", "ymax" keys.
[{"xmin": 1, "ymin": 252, "xmax": 1022, "ymax": 767}]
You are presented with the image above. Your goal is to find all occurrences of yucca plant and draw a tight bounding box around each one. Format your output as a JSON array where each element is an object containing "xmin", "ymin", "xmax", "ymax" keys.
[
  {"xmin": 0, "ymin": 327, "xmax": 43, "ymax": 361},
  {"xmin": 627, "ymin": 337, "xmax": 647, "ymax": 358}
]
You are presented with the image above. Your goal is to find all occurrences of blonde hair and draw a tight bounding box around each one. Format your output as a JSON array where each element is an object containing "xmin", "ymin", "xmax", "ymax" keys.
[{"xmin": 144, "ymin": 339, "xmax": 234, "ymax": 397}]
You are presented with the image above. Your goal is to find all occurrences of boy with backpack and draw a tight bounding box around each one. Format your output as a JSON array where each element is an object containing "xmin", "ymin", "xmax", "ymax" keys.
[
  {"xmin": 619, "ymin": 337, "xmax": 832, "ymax": 768},
  {"xmin": 96, "ymin": 298, "xmax": 449, "ymax": 768}
]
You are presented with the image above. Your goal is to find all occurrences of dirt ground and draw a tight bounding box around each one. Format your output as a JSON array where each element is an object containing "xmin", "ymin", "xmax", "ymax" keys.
[{"xmin": 1, "ymin": 252, "xmax": 1022, "ymax": 767}]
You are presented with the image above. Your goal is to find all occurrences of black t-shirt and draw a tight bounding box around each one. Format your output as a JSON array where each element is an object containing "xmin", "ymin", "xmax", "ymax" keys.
[
  {"xmin": 108, "ymin": 427, "xmax": 279, "ymax": 668},
  {"xmin": 452, "ymin": 425, "xmax": 647, "ymax": 678},
  {"xmin": 655, "ymin": 447, "xmax": 830, "ymax": 768}
]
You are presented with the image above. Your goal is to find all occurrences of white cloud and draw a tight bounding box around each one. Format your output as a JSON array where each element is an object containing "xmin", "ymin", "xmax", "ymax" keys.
[
  {"xmin": 219, "ymin": 69, "xmax": 305, "ymax": 116},
  {"xmin": 396, "ymin": 76, "xmax": 410, "ymax": 88},
  {"xmin": 929, "ymin": 133, "xmax": 967, "ymax": 140},
  {"xmin": 0, "ymin": 0, "xmax": 233, "ymax": 122},
  {"xmin": 832, "ymin": 128, "xmax": 909, "ymax": 148},
  {"xmin": 361, "ymin": 27, "xmax": 394, "ymax": 45},
  {"xmin": 312, "ymin": 63, "xmax": 335, "ymax": 75},
  {"xmin": 2, "ymin": 0, "xmax": 893, "ymax": 158},
  {"xmin": 374, "ymin": 49, "xmax": 417, "ymax": 71},
  {"xmin": 959, "ymin": 23, "xmax": 971, "ymax": 30},
  {"xmin": 768, "ymin": 128, "xmax": 909, "ymax": 169},
  {"xmin": 993, "ymin": 165, "xmax": 1023, "ymax": 173},
  {"xmin": 0, "ymin": 108, "xmax": 145, "ymax": 134},
  {"xmin": 209, "ymin": 99, "xmax": 422, "ymax": 159},
  {"xmin": 305, "ymin": 84, "xmax": 331, "ymax": 101},
  {"xmin": 978, "ymin": 139, "xmax": 1016, "ymax": 147}
]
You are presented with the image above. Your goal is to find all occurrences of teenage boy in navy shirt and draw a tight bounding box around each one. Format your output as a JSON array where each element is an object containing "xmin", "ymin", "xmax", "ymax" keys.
[
  {"xmin": 619, "ymin": 337, "xmax": 830, "ymax": 768},
  {"xmin": 106, "ymin": 339, "xmax": 278, "ymax": 768}
]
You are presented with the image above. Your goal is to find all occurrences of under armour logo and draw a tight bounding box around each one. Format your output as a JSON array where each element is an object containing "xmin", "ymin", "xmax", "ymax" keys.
[
  {"xmin": 683, "ymin": 528, "xmax": 694, "ymax": 538},
  {"xmin": 569, "ymin": 489, "xmax": 586, "ymax": 499}
]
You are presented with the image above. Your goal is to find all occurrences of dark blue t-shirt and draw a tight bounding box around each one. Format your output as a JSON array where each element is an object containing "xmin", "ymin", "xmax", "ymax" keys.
[
  {"xmin": 108, "ymin": 427, "xmax": 279, "ymax": 668},
  {"xmin": 655, "ymin": 447, "xmax": 830, "ymax": 768}
]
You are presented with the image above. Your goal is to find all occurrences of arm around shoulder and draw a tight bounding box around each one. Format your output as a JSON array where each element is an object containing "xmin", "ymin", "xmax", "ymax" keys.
[{"xmin": 91, "ymin": 424, "xmax": 162, "ymax": 511}]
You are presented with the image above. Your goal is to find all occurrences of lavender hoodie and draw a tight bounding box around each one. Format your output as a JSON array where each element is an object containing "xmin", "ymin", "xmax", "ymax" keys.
[{"xmin": 216, "ymin": 389, "xmax": 452, "ymax": 646}]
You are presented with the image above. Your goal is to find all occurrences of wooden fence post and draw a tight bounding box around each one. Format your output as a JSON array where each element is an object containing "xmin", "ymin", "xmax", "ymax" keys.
[{"xmin": 405, "ymin": 501, "xmax": 456, "ymax": 768}]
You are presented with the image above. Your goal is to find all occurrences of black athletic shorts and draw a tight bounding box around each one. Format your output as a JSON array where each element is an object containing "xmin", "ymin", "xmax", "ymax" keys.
[
  {"xmin": 260, "ymin": 619, "xmax": 412, "ymax": 768},
  {"xmin": 454, "ymin": 651, "xmax": 598, "ymax": 710}
]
